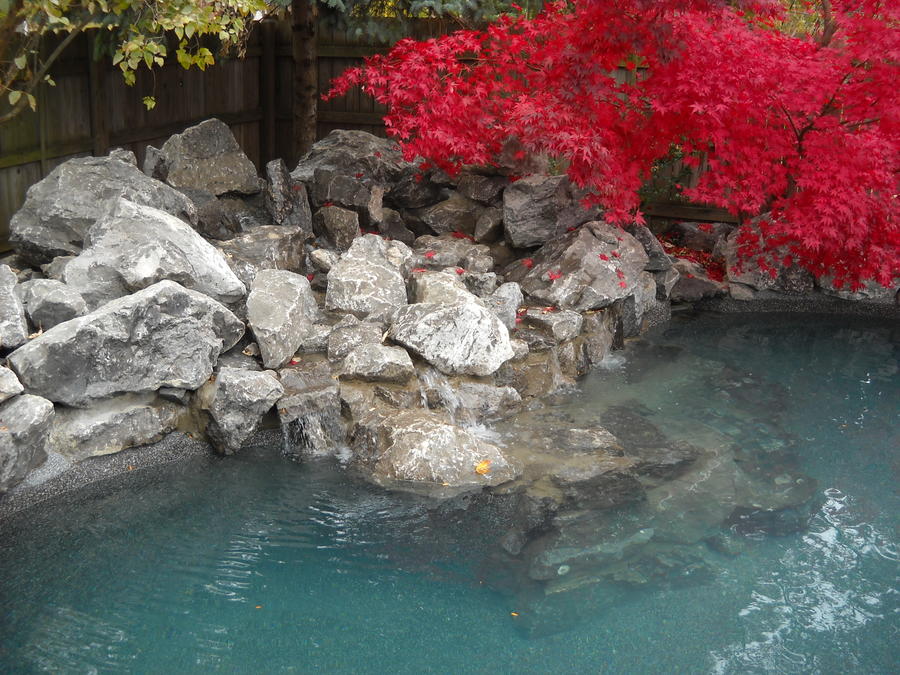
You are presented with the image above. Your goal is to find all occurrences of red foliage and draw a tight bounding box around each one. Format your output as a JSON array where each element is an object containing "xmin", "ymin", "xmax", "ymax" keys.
[
  {"xmin": 326, "ymin": 0, "xmax": 898, "ymax": 290},
  {"xmin": 547, "ymin": 269, "xmax": 562, "ymax": 281},
  {"xmin": 659, "ymin": 234, "xmax": 726, "ymax": 282}
]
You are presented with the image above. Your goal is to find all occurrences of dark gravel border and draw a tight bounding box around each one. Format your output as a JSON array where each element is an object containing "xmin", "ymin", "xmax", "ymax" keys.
[
  {"xmin": 0, "ymin": 428, "xmax": 283, "ymax": 522},
  {"xmin": 695, "ymin": 292, "xmax": 899, "ymax": 318}
]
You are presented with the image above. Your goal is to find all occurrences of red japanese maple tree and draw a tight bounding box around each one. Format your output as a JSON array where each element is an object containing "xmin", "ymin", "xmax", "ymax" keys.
[{"xmin": 326, "ymin": 0, "xmax": 898, "ymax": 289}]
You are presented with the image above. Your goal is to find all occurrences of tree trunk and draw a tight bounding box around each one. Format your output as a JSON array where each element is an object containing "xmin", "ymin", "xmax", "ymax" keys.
[{"xmin": 292, "ymin": 0, "xmax": 318, "ymax": 164}]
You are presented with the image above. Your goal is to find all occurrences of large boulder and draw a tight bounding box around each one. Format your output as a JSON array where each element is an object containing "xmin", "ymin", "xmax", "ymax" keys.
[
  {"xmin": 313, "ymin": 205, "xmax": 360, "ymax": 251},
  {"xmin": 505, "ymin": 222, "xmax": 649, "ymax": 311},
  {"xmin": 7, "ymin": 281, "xmax": 244, "ymax": 407},
  {"xmin": 353, "ymin": 409, "xmax": 521, "ymax": 490},
  {"xmin": 10, "ymin": 153, "xmax": 196, "ymax": 264},
  {"xmin": 264, "ymin": 158, "xmax": 313, "ymax": 234},
  {"xmin": 409, "ymin": 192, "xmax": 482, "ymax": 236},
  {"xmin": 0, "ymin": 367, "xmax": 23, "ymax": 404},
  {"xmin": 413, "ymin": 235, "xmax": 494, "ymax": 273},
  {"xmin": 311, "ymin": 168, "xmax": 384, "ymax": 227},
  {"xmin": 503, "ymin": 175, "xmax": 569, "ymax": 248},
  {"xmin": 0, "ymin": 265, "xmax": 28, "ymax": 350},
  {"xmin": 145, "ymin": 118, "xmax": 260, "ymax": 195},
  {"xmin": 0, "ymin": 394, "xmax": 54, "ymax": 493},
  {"xmin": 216, "ymin": 226, "xmax": 309, "ymax": 287},
  {"xmin": 291, "ymin": 129, "xmax": 406, "ymax": 186},
  {"xmin": 246, "ymin": 269, "xmax": 322, "ymax": 369},
  {"xmin": 197, "ymin": 367, "xmax": 284, "ymax": 454},
  {"xmin": 325, "ymin": 235, "xmax": 411, "ymax": 321},
  {"xmin": 389, "ymin": 301, "xmax": 514, "ymax": 376},
  {"xmin": 49, "ymin": 394, "xmax": 181, "ymax": 461},
  {"xmin": 327, "ymin": 315, "xmax": 383, "ymax": 361},
  {"xmin": 409, "ymin": 270, "xmax": 477, "ymax": 305},
  {"xmin": 63, "ymin": 197, "xmax": 246, "ymax": 309},
  {"xmin": 14, "ymin": 279, "xmax": 87, "ymax": 330}
]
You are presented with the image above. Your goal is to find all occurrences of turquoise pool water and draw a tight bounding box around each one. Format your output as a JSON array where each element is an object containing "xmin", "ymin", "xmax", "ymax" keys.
[{"xmin": 1, "ymin": 313, "xmax": 897, "ymax": 673}]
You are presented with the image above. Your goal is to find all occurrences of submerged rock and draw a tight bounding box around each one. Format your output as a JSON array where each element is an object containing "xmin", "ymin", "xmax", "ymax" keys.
[
  {"xmin": 0, "ymin": 265, "xmax": 28, "ymax": 350},
  {"xmin": 63, "ymin": 197, "xmax": 246, "ymax": 309},
  {"xmin": 145, "ymin": 118, "xmax": 260, "ymax": 195},
  {"xmin": 198, "ymin": 367, "xmax": 284, "ymax": 454},
  {"xmin": 352, "ymin": 409, "xmax": 521, "ymax": 491},
  {"xmin": 10, "ymin": 153, "xmax": 196, "ymax": 264},
  {"xmin": 389, "ymin": 301, "xmax": 514, "ymax": 376},
  {"xmin": 0, "ymin": 394, "xmax": 54, "ymax": 493},
  {"xmin": 14, "ymin": 278, "xmax": 87, "ymax": 330},
  {"xmin": 49, "ymin": 394, "xmax": 181, "ymax": 461},
  {"xmin": 8, "ymin": 281, "xmax": 244, "ymax": 407},
  {"xmin": 247, "ymin": 269, "xmax": 321, "ymax": 369}
]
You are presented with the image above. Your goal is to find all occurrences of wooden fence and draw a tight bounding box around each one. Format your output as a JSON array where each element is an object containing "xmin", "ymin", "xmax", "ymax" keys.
[{"xmin": 0, "ymin": 18, "xmax": 730, "ymax": 252}]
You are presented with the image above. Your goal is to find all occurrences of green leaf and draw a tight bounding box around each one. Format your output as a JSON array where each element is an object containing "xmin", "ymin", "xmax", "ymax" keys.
[
  {"xmin": 8, "ymin": 90, "xmax": 22, "ymax": 105},
  {"xmin": 26, "ymin": 93, "xmax": 36, "ymax": 111},
  {"xmin": 142, "ymin": 95, "xmax": 156, "ymax": 110},
  {"xmin": 14, "ymin": 55, "xmax": 27, "ymax": 70}
]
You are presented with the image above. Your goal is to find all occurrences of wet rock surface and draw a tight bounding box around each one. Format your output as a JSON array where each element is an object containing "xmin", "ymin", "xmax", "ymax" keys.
[
  {"xmin": 0, "ymin": 394, "xmax": 54, "ymax": 493},
  {"xmin": 198, "ymin": 367, "xmax": 283, "ymax": 454},
  {"xmin": 247, "ymin": 269, "xmax": 321, "ymax": 369}
]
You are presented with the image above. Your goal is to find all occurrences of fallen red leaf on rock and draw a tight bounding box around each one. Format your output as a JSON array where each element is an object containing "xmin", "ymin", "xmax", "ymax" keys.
[
  {"xmin": 455, "ymin": 267, "xmax": 466, "ymax": 275},
  {"xmin": 521, "ymin": 258, "xmax": 534, "ymax": 269},
  {"xmin": 424, "ymin": 250, "xmax": 436, "ymax": 259},
  {"xmin": 598, "ymin": 253, "xmax": 609, "ymax": 261},
  {"xmin": 412, "ymin": 267, "xmax": 427, "ymax": 273},
  {"xmin": 547, "ymin": 270, "xmax": 562, "ymax": 281}
]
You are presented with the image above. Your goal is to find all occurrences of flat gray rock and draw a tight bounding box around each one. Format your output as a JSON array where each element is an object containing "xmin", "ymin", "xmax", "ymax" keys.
[
  {"xmin": 147, "ymin": 118, "xmax": 260, "ymax": 195},
  {"xmin": 0, "ymin": 265, "xmax": 28, "ymax": 350},
  {"xmin": 14, "ymin": 278, "xmax": 87, "ymax": 330},
  {"xmin": 327, "ymin": 315, "xmax": 383, "ymax": 361},
  {"xmin": 247, "ymin": 269, "xmax": 322, "ymax": 369},
  {"xmin": 49, "ymin": 394, "xmax": 181, "ymax": 461},
  {"xmin": 0, "ymin": 394, "xmax": 54, "ymax": 493},
  {"xmin": 389, "ymin": 301, "xmax": 514, "ymax": 376},
  {"xmin": 339, "ymin": 344, "xmax": 414, "ymax": 383},
  {"xmin": 10, "ymin": 153, "xmax": 196, "ymax": 265},
  {"xmin": 198, "ymin": 367, "xmax": 283, "ymax": 454},
  {"xmin": 7, "ymin": 280, "xmax": 244, "ymax": 407}
]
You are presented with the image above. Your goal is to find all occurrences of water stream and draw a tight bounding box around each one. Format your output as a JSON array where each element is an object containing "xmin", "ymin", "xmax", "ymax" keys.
[{"xmin": 0, "ymin": 312, "xmax": 896, "ymax": 673}]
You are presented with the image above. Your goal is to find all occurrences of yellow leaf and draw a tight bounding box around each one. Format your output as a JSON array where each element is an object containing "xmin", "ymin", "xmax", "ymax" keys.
[{"xmin": 474, "ymin": 459, "xmax": 492, "ymax": 475}]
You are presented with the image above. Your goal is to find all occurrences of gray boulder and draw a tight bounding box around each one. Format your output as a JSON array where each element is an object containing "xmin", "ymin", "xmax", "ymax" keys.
[
  {"xmin": 311, "ymin": 168, "xmax": 383, "ymax": 227},
  {"xmin": 522, "ymin": 308, "xmax": 583, "ymax": 342},
  {"xmin": 410, "ymin": 270, "xmax": 477, "ymax": 305},
  {"xmin": 146, "ymin": 118, "xmax": 260, "ymax": 195},
  {"xmin": 627, "ymin": 224, "xmax": 672, "ymax": 271},
  {"xmin": 247, "ymin": 270, "xmax": 322, "ymax": 369},
  {"xmin": 10, "ymin": 154, "xmax": 196, "ymax": 265},
  {"xmin": 340, "ymin": 344, "xmax": 415, "ymax": 383},
  {"xmin": 0, "ymin": 265, "xmax": 28, "ymax": 350},
  {"xmin": 216, "ymin": 226, "xmax": 310, "ymax": 288},
  {"xmin": 292, "ymin": 129, "xmax": 407, "ymax": 186},
  {"xmin": 670, "ymin": 260, "xmax": 728, "ymax": 302},
  {"xmin": 483, "ymin": 282, "xmax": 524, "ymax": 330},
  {"xmin": 410, "ymin": 192, "xmax": 481, "ymax": 235},
  {"xmin": 474, "ymin": 207, "xmax": 504, "ymax": 243},
  {"xmin": 672, "ymin": 221, "xmax": 732, "ymax": 253},
  {"xmin": 7, "ymin": 280, "xmax": 244, "ymax": 407},
  {"xmin": 457, "ymin": 173, "xmax": 507, "ymax": 204},
  {"xmin": 49, "ymin": 394, "xmax": 181, "ymax": 461},
  {"xmin": 413, "ymin": 235, "xmax": 494, "ymax": 273},
  {"xmin": 0, "ymin": 394, "xmax": 54, "ymax": 493},
  {"xmin": 63, "ymin": 197, "xmax": 245, "ymax": 310},
  {"xmin": 354, "ymin": 409, "xmax": 521, "ymax": 490},
  {"xmin": 309, "ymin": 248, "xmax": 340, "ymax": 273},
  {"xmin": 326, "ymin": 235, "xmax": 410, "ymax": 321},
  {"xmin": 327, "ymin": 315, "xmax": 383, "ymax": 361},
  {"xmin": 15, "ymin": 278, "xmax": 87, "ymax": 330},
  {"xmin": 504, "ymin": 222, "xmax": 649, "ymax": 311},
  {"xmin": 198, "ymin": 367, "xmax": 284, "ymax": 454},
  {"xmin": 502, "ymin": 175, "xmax": 569, "ymax": 248},
  {"xmin": 389, "ymin": 301, "xmax": 514, "ymax": 376},
  {"xmin": 377, "ymin": 208, "xmax": 416, "ymax": 246},
  {"xmin": 0, "ymin": 367, "xmax": 23, "ymax": 404},
  {"xmin": 313, "ymin": 205, "xmax": 360, "ymax": 251},
  {"xmin": 264, "ymin": 158, "xmax": 313, "ymax": 234}
]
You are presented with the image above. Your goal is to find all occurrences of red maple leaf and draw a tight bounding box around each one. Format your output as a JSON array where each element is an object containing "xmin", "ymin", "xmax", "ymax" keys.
[
  {"xmin": 424, "ymin": 250, "xmax": 436, "ymax": 259},
  {"xmin": 547, "ymin": 270, "xmax": 562, "ymax": 281},
  {"xmin": 598, "ymin": 253, "xmax": 610, "ymax": 261}
]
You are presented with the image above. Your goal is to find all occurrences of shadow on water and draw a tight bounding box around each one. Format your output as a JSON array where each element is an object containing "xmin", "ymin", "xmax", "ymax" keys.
[{"xmin": 0, "ymin": 312, "xmax": 897, "ymax": 673}]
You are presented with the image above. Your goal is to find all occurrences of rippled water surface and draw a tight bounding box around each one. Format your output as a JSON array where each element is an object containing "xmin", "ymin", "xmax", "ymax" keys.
[{"xmin": 1, "ymin": 313, "xmax": 897, "ymax": 673}]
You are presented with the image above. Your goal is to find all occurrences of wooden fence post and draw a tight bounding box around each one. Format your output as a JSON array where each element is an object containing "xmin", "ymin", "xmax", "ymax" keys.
[
  {"xmin": 292, "ymin": 0, "xmax": 318, "ymax": 164},
  {"xmin": 87, "ymin": 33, "xmax": 109, "ymax": 157},
  {"xmin": 259, "ymin": 21, "xmax": 277, "ymax": 167}
]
